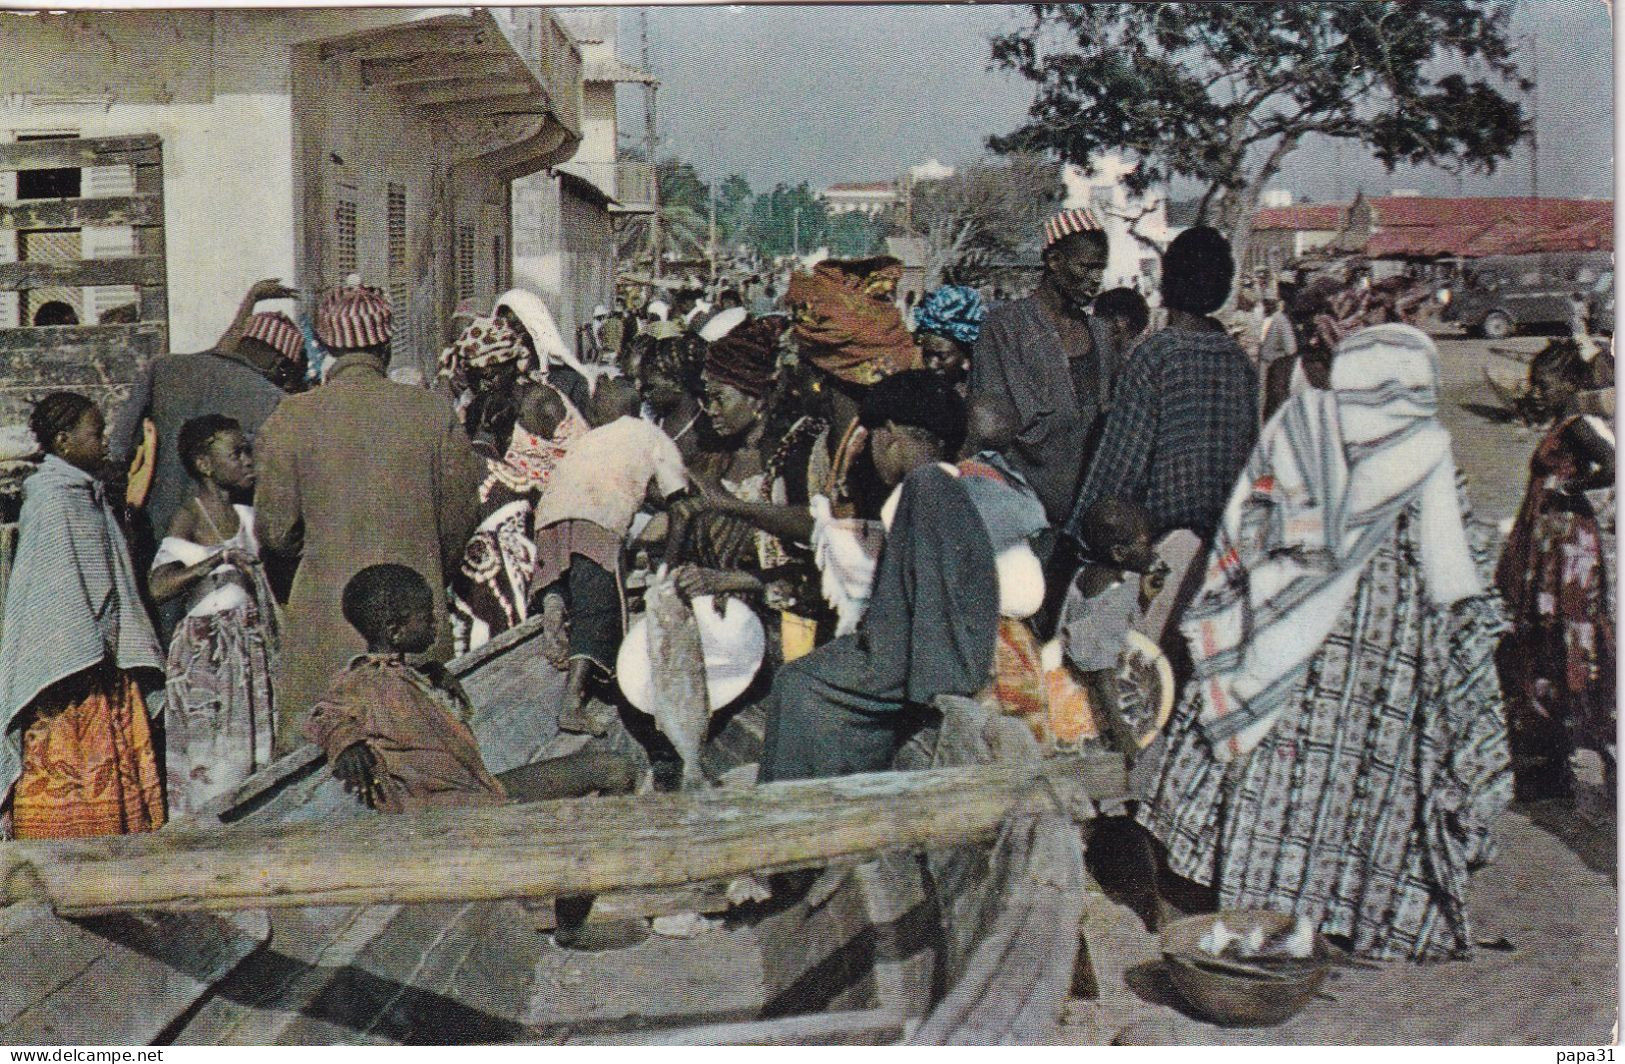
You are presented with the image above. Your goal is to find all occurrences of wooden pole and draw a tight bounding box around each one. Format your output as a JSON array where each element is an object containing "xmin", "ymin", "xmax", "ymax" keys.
[{"xmin": 0, "ymin": 758, "xmax": 1122, "ymax": 917}]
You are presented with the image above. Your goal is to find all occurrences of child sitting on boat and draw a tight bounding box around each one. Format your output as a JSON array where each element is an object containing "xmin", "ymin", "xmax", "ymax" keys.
[{"xmin": 306, "ymin": 563, "xmax": 635, "ymax": 814}]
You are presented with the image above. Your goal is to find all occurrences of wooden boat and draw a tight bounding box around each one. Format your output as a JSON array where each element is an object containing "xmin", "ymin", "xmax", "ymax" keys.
[{"xmin": 0, "ymin": 617, "xmax": 1127, "ymax": 1046}]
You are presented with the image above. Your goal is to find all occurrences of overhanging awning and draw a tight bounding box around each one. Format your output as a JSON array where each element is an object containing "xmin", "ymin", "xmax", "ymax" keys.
[{"xmin": 583, "ymin": 56, "xmax": 658, "ymax": 85}]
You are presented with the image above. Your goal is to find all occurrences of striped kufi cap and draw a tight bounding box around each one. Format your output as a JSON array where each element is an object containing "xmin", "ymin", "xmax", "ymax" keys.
[
  {"xmin": 241, "ymin": 311, "xmax": 305, "ymax": 363},
  {"xmin": 1042, "ymin": 207, "xmax": 1105, "ymax": 249},
  {"xmin": 315, "ymin": 274, "xmax": 393, "ymax": 350}
]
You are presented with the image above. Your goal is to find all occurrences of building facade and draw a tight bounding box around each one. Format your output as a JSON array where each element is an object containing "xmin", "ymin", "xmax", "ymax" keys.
[
  {"xmin": 0, "ymin": 8, "xmax": 582, "ymax": 432},
  {"xmin": 511, "ymin": 7, "xmax": 655, "ymax": 352},
  {"xmin": 1060, "ymin": 158, "xmax": 1172, "ymax": 293}
]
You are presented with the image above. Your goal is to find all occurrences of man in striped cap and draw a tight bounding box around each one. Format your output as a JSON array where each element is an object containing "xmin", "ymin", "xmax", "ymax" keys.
[
  {"xmin": 241, "ymin": 309, "xmax": 309, "ymax": 392},
  {"xmin": 254, "ymin": 276, "xmax": 484, "ymax": 748},
  {"xmin": 109, "ymin": 277, "xmax": 301, "ymax": 638},
  {"xmin": 969, "ymin": 207, "xmax": 1123, "ymax": 528}
]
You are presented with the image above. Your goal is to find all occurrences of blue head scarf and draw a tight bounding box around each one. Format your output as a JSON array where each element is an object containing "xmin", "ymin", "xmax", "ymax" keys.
[{"xmin": 913, "ymin": 285, "xmax": 987, "ymax": 346}]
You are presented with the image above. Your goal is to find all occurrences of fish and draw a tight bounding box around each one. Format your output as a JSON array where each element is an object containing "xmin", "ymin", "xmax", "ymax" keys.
[
  {"xmin": 643, "ymin": 566, "xmax": 714, "ymax": 790},
  {"xmin": 1197, "ymin": 919, "xmax": 1240, "ymax": 957}
]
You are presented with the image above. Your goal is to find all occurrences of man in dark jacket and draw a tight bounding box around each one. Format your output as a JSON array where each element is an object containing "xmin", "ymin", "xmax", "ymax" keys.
[
  {"xmin": 968, "ymin": 208, "xmax": 1122, "ymax": 528},
  {"xmin": 109, "ymin": 278, "xmax": 299, "ymax": 550}
]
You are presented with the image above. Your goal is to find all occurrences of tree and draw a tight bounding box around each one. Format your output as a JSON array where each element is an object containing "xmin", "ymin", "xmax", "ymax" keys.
[
  {"xmin": 988, "ymin": 3, "xmax": 1529, "ymax": 268},
  {"xmin": 657, "ymin": 158, "xmax": 709, "ymax": 218},
  {"xmin": 718, "ymin": 174, "xmax": 754, "ymax": 246},
  {"xmin": 828, "ymin": 211, "xmax": 885, "ymax": 258},
  {"xmin": 908, "ymin": 155, "xmax": 1063, "ymax": 286},
  {"xmin": 746, "ymin": 183, "xmax": 829, "ymax": 259}
]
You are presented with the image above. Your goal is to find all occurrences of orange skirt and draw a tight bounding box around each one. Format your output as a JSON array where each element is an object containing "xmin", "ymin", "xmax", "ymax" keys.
[{"xmin": 13, "ymin": 668, "xmax": 166, "ymax": 839}]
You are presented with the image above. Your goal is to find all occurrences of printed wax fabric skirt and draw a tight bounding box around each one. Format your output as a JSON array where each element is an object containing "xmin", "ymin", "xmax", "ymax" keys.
[
  {"xmin": 13, "ymin": 665, "xmax": 166, "ymax": 839},
  {"xmin": 1137, "ymin": 512, "xmax": 1512, "ymax": 962},
  {"xmin": 164, "ymin": 600, "xmax": 278, "ymax": 816}
]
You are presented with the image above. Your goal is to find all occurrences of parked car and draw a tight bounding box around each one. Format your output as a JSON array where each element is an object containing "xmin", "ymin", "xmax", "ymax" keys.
[{"xmin": 1443, "ymin": 251, "xmax": 1614, "ymax": 339}]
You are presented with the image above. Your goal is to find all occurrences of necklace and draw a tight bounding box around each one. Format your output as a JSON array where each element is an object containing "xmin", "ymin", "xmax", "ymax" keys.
[{"xmin": 193, "ymin": 495, "xmax": 236, "ymax": 545}]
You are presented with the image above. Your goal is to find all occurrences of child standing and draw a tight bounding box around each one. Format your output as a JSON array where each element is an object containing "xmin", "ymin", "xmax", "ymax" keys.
[
  {"xmin": 149, "ymin": 415, "xmax": 280, "ymax": 815},
  {"xmin": 1058, "ymin": 497, "xmax": 1161, "ymax": 753},
  {"xmin": 529, "ymin": 378, "xmax": 690, "ymax": 734},
  {"xmin": 0, "ymin": 392, "xmax": 166, "ymax": 838}
]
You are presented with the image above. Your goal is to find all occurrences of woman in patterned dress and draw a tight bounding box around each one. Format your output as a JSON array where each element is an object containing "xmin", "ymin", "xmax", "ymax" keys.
[
  {"xmin": 0, "ymin": 393, "xmax": 166, "ymax": 838},
  {"xmin": 1496, "ymin": 412, "xmax": 1616, "ymax": 799},
  {"xmin": 149, "ymin": 415, "xmax": 280, "ymax": 816},
  {"xmin": 1136, "ymin": 319, "xmax": 1513, "ymax": 962}
]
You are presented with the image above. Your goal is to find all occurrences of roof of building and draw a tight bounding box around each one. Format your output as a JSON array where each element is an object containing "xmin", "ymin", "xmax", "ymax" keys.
[
  {"xmin": 1366, "ymin": 195, "xmax": 1610, "ymax": 230},
  {"xmin": 1253, "ymin": 204, "xmax": 1346, "ymax": 231},
  {"xmin": 582, "ymin": 56, "xmax": 657, "ymax": 84},
  {"xmin": 823, "ymin": 181, "xmax": 897, "ymax": 195}
]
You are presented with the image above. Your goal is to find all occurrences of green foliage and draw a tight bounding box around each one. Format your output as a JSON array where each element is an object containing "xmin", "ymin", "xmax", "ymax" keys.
[
  {"xmin": 829, "ymin": 211, "xmax": 885, "ymax": 258},
  {"xmin": 989, "ymin": 2, "xmax": 1529, "ymax": 230},
  {"xmin": 746, "ymin": 183, "xmax": 831, "ymax": 258}
]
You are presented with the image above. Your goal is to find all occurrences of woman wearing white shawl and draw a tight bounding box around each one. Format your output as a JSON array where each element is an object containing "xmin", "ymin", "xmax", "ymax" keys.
[{"xmin": 1136, "ymin": 320, "xmax": 1513, "ymax": 962}]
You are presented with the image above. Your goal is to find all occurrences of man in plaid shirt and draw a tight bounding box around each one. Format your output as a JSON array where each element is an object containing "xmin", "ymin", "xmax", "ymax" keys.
[{"xmin": 1067, "ymin": 227, "xmax": 1258, "ymax": 547}]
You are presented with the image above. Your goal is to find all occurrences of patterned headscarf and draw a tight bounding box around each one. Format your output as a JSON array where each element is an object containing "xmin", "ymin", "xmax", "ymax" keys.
[
  {"xmin": 704, "ymin": 315, "xmax": 786, "ymax": 398},
  {"xmin": 786, "ymin": 257, "xmax": 920, "ymax": 385},
  {"xmin": 437, "ymin": 315, "xmax": 524, "ymax": 381},
  {"xmin": 912, "ymin": 285, "xmax": 987, "ymax": 346},
  {"xmin": 315, "ymin": 275, "xmax": 392, "ymax": 350}
]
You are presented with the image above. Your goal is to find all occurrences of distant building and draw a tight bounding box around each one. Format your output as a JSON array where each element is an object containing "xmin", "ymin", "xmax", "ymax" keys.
[
  {"xmin": 0, "ymin": 8, "xmax": 581, "ymax": 431},
  {"xmin": 885, "ymin": 236, "xmax": 929, "ymax": 306},
  {"xmin": 1248, "ymin": 203, "xmax": 1347, "ymax": 275},
  {"xmin": 1345, "ymin": 193, "xmax": 1613, "ymax": 260},
  {"xmin": 1060, "ymin": 157, "xmax": 1172, "ymax": 293},
  {"xmin": 907, "ymin": 158, "xmax": 955, "ymax": 184},
  {"xmin": 512, "ymin": 7, "xmax": 656, "ymax": 349},
  {"xmin": 821, "ymin": 181, "xmax": 898, "ymax": 217}
]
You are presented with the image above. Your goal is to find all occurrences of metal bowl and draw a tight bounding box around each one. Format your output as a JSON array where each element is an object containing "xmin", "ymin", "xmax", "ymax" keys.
[{"xmin": 1159, "ymin": 910, "xmax": 1332, "ymax": 1027}]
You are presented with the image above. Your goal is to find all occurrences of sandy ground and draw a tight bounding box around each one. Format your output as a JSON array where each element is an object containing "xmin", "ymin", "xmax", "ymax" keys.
[{"xmin": 1056, "ymin": 331, "xmax": 1620, "ymax": 1046}]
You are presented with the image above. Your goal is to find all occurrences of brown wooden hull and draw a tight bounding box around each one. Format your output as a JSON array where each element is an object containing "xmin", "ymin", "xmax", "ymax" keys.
[{"xmin": 0, "ymin": 619, "xmax": 1120, "ymax": 1045}]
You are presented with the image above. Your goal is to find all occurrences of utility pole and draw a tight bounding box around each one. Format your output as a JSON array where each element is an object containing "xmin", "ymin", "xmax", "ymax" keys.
[
  {"xmin": 1526, "ymin": 33, "xmax": 1540, "ymax": 207},
  {"xmin": 641, "ymin": 9, "xmax": 661, "ymax": 281},
  {"xmin": 708, "ymin": 176, "xmax": 718, "ymax": 287}
]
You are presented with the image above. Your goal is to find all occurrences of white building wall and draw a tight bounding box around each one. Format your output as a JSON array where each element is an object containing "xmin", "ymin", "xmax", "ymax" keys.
[
  {"xmin": 1061, "ymin": 158, "xmax": 1172, "ymax": 292},
  {"xmin": 0, "ymin": 94, "xmax": 300, "ymax": 352}
]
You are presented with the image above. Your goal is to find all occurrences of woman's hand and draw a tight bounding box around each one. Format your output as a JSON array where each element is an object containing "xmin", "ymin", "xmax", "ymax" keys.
[
  {"xmin": 332, "ymin": 741, "xmax": 383, "ymax": 809},
  {"xmin": 671, "ymin": 565, "xmax": 759, "ymax": 601}
]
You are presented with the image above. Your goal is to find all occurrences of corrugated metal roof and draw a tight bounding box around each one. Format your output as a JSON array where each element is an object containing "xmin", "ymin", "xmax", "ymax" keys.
[{"xmin": 1253, "ymin": 204, "xmax": 1345, "ymax": 231}]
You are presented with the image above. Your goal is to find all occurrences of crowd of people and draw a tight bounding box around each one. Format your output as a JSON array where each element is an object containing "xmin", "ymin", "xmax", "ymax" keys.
[{"xmin": 0, "ymin": 203, "xmax": 1612, "ymax": 965}]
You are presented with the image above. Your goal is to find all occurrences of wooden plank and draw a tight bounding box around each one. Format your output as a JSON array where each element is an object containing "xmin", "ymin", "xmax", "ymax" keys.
[
  {"xmin": 0, "ymin": 757, "xmax": 1123, "ymax": 916},
  {"xmin": 0, "ymin": 194, "xmax": 163, "ymax": 230},
  {"xmin": 0, "ymin": 902, "xmax": 268, "ymax": 1045},
  {"xmin": 583, "ymin": 1008, "xmax": 909, "ymax": 1045},
  {"xmin": 138, "ymin": 285, "xmax": 168, "ymax": 326},
  {"xmin": 0, "ymin": 321, "xmax": 166, "ymax": 354},
  {"xmin": 0, "ymin": 256, "xmax": 164, "ymax": 290},
  {"xmin": 0, "ymin": 135, "xmax": 161, "ymax": 172},
  {"xmin": 363, "ymin": 51, "xmax": 510, "ymax": 87},
  {"xmin": 910, "ymin": 812, "xmax": 1087, "ymax": 1045}
]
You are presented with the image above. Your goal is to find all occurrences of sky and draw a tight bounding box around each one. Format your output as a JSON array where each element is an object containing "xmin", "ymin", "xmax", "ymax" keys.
[{"xmin": 621, "ymin": 0, "xmax": 1615, "ymax": 203}]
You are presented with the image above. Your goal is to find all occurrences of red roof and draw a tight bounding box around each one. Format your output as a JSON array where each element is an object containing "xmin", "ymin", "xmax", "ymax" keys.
[
  {"xmin": 1368, "ymin": 195, "xmax": 1610, "ymax": 230},
  {"xmin": 1253, "ymin": 204, "xmax": 1345, "ymax": 231}
]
